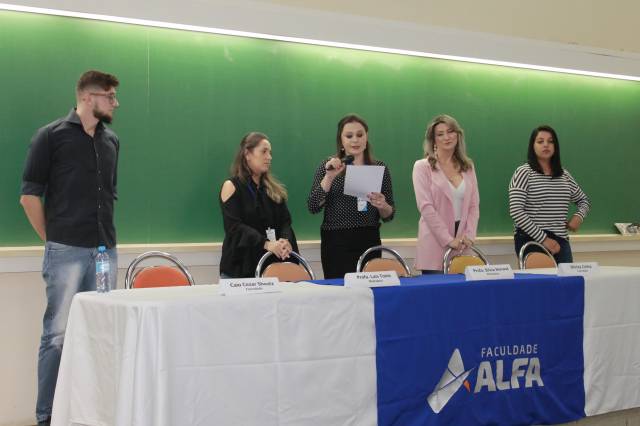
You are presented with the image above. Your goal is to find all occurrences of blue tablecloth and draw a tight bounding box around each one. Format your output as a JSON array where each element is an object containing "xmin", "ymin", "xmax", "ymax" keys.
[{"xmin": 311, "ymin": 273, "xmax": 586, "ymax": 425}]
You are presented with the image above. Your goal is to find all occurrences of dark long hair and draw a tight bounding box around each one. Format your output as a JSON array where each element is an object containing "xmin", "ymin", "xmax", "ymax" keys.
[
  {"xmin": 335, "ymin": 114, "xmax": 374, "ymax": 165},
  {"xmin": 230, "ymin": 132, "xmax": 287, "ymax": 202},
  {"xmin": 527, "ymin": 125, "xmax": 563, "ymax": 177}
]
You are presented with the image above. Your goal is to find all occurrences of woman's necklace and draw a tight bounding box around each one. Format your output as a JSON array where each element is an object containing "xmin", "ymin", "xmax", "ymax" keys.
[{"xmin": 439, "ymin": 160, "xmax": 461, "ymax": 183}]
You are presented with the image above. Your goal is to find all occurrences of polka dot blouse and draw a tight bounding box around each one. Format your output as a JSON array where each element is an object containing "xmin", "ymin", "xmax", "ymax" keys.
[{"xmin": 307, "ymin": 159, "xmax": 395, "ymax": 230}]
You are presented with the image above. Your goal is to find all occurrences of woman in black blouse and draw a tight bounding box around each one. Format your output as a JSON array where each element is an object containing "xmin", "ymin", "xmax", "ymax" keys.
[
  {"xmin": 219, "ymin": 132, "xmax": 298, "ymax": 278},
  {"xmin": 307, "ymin": 114, "xmax": 395, "ymax": 279}
]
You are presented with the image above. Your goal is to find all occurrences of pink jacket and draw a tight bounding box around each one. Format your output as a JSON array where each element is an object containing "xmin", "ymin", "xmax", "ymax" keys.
[{"xmin": 412, "ymin": 158, "xmax": 480, "ymax": 270}]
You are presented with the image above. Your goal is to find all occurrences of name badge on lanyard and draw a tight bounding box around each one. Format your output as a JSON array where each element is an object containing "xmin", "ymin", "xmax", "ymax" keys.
[
  {"xmin": 357, "ymin": 197, "xmax": 368, "ymax": 212},
  {"xmin": 266, "ymin": 227, "xmax": 276, "ymax": 242}
]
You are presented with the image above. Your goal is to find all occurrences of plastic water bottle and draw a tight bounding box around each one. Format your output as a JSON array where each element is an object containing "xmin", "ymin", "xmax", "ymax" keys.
[{"xmin": 96, "ymin": 246, "xmax": 111, "ymax": 293}]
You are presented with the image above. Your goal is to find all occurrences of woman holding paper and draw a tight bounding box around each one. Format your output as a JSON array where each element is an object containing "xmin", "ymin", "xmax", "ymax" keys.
[
  {"xmin": 508, "ymin": 125, "xmax": 590, "ymax": 264},
  {"xmin": 219, "ymin": 132, "xmax": 298, "ymax": 278},
  {"xmin": 307, "ymin": 114, "xmax": 395, "ymax": 279},
  {"xmin": 412, "ymin": 114, "xmax": 480, "ymax": 273}
]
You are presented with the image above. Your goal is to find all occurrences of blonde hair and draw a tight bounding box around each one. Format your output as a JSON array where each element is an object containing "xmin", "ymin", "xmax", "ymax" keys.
[
  {"xmin": 424, "ymin": 114, "xmax": 473, "ymax": 171},
  {"xmin": 230, "ymin": 132, "xmax": 288, "ymax": 203}
]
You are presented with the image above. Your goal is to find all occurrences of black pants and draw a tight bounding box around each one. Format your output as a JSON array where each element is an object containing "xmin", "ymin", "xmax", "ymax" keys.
[
  {"xmin": 321, "ymin": 226, "xmax": 381, "ymax": 279},
  {"xmin": 514, "ymin": 228, "xmax": 573, "ymax": 264}
]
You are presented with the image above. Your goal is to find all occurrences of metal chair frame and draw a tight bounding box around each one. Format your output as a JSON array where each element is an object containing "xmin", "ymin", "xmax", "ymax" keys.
[
  {"xmin": 254, "ymin": 251, "xmax": 315, "ymax": 280},
  {"xmin": 125, "ymin": 251, "xmax": 195, "ymax": 289},
  {"xmin": 356, "ymin": 245, "xmax": 412, "ymax": 277},
  {"xmin": 443, "ymin": 244, "xmax": 490, "ymax": 274},
  {"xmin": 518, "ymin": 241, "xmax": 557, "ymax": 269}
]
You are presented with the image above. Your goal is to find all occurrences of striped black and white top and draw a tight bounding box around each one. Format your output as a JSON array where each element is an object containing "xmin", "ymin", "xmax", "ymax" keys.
[{"xmin": 508, "ymin": 164, "xmax": 590, "ymax": 242}]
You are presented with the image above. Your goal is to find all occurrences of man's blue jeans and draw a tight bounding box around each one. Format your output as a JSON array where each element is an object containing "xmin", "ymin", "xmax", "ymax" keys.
[{"xmin": 36, "ymin": 242, "xmax": 117, "ymax": 422}]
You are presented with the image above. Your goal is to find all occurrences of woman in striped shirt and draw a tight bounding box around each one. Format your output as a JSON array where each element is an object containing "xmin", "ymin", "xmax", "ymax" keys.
[{"xmin": 508, "ymin": 125, "xmax": 590, "ymax": 263}]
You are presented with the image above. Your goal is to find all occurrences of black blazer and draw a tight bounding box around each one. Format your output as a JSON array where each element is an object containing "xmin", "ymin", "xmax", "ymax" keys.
[{"xmin": 219, "ymin": 176, "xmax": 298, "ymax": 278}]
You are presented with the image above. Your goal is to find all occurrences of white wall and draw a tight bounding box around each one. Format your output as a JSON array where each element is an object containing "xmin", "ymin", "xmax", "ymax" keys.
[
  {"xmin": 2, "ymin": 1, "xmax": 640, "ymax": 424},
  {"xmin": 4, "ymin": 0, "xmax": 640, "ymax": 77},
  {"xmin": 263, "ymin": 0, "xmax": 640, "ymax": 54}
]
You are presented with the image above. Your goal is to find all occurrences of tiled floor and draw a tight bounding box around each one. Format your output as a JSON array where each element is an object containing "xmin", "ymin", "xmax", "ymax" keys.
[{"xmin": 555, "ymin": 408, "xmax": 640, "ymax": 426}]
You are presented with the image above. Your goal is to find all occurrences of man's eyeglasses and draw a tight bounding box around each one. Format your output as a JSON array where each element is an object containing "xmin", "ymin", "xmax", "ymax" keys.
[{"xmin": 90, "ymin": 92, "xmax": 118, "ymax": 104}]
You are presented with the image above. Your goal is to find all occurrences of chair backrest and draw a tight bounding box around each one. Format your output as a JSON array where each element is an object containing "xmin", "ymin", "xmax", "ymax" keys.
[
  {"xmin": 443, "ymin": 245, "xmax": 490, "ymax": 274},
  {"xmin": 125, "ymin": 251, "xmax": 195, "ymax": 289},
  {"xmin": 356, "ymin": 245, "xmax": 412, "ymax": 277},
  {"xmin": 518, "ymin": 241, "xmax": 557, "ymax": 269},
  {"xmin": 255, "ymin": 251, "xmax": 315, "ymax": 281}
]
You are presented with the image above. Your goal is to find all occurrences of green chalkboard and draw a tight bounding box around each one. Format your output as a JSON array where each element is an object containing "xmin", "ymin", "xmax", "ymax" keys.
[{"xmin": 1, "ymin": 10, "xmax": 639, "ymax": 246}]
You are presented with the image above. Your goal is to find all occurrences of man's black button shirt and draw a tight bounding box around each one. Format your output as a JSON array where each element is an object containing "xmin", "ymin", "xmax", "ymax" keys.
[{"xmin": 21, "ymin": 109, "xmax": 119, "ymax": 248}]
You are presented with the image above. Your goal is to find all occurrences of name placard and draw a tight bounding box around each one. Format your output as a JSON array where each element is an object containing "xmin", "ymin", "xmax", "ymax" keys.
[
  {"xmin": 558, "ymin": 262, "xmax": 599, "ymax": 276},
  {"xmin": 218, "ymin": 277, "xmax": 281, "ymax": 296},
  {"xmin": 465, "ymin": 264, "xmax": 514, "ymax": 281},
  {"xmin": 344, "ymin": 271, "xmax": 401, "ymax": 288}
]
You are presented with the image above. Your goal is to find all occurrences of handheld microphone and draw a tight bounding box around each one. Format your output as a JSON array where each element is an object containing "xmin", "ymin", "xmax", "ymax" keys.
[{"xmin": 326, "ymin": 154, "xmax": 354, "ymax": 171}]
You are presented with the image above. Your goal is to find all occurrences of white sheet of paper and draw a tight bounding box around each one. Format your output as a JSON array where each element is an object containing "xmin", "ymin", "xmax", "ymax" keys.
[{"xmin": 343, "ymin": 165, "xmax": 385, "ymax": 199}]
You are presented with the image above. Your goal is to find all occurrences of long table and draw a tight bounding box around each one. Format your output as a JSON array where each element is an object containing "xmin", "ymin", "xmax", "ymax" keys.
[
  {"xmin": 51, "ymin": 284, "xmax": 378, "ymax": 425},
  {"xmin": 51, "ymin": 267, "xmax": 640, "ymax": 425}
]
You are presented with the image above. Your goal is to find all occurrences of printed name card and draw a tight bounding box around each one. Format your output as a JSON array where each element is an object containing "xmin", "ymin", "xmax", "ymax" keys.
[
  {"xmin": 465, "ymin": 264, "xmax": 514, "ymax": 281},
  {"xmin": 557, "ymin": 262, "xmax": 599, "ymax": 276},
  {"xmin": 218, "ymin": 277, "xmax": 281, "ymax": 296},
  {"xmin": 344, "ymin": 271, "xmax": 400, "ymax": 288}
]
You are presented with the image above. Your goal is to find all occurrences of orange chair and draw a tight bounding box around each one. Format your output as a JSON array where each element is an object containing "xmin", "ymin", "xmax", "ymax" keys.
[
  {"xmin": 125, "ymin": 251, "xmax": 195, "ymax": 289},
  {"xmin": 255, "ymin": 251, "xmax": 315, "ymax": 282},
  {"xmin": 356, "ymin": 245, "xmax": 412, "ymax": 277},
  {"xmin": 443, "ymin": 245, "xmax": 490, "ymax": 274},
  {"xmin": 518, "ymin": 241, "xmax": 557, "ymax": 269}
]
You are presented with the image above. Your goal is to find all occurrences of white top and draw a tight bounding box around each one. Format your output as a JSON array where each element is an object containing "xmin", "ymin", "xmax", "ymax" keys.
[{"xmin": 449, "ymin": 178, "xmax": 466, "ymax": 221}]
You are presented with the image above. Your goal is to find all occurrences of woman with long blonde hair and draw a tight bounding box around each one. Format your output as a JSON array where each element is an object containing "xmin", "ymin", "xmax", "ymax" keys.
[
  {"xmin": 412, "ymin": 114, "xmax": 480, "ymax": 273},
  {"xmin": 219, "ymin": 132, "xmax": 298, "ymax": 278}
]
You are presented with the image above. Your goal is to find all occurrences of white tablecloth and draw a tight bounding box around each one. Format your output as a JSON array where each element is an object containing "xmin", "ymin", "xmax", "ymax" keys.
[
  {"xmin": 51, "ymin": 283, "xmax": 377, "ymax": 426},
  {"xmin": 526, "ymin": 266, "xmax": 640, "ymax": 416},
  {"xmin": 52, "ymin": 267, "xmax": 640, "ymax": 425},
  {"xmin": 582, "ymin": 267, "xmax": 640, "ymax": 415}
]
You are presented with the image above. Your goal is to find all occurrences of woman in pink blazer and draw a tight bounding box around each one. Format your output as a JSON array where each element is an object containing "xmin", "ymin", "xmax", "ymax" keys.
[{"xmin": 412, "ymin": 115, "xmax": 480, "ymax": 273}]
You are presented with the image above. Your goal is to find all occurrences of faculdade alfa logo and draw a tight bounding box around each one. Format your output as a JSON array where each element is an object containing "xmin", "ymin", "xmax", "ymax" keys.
[
  {"xmin": 427, "ymin": 349, "xmax": 474, "ymax": 413},
  {"xmin": 427, "ymin": 345, "xmax": 545, "ymax": 413}
]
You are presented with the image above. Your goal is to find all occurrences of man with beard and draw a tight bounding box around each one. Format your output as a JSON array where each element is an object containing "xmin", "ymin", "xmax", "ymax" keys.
[{"xmin": 20, "ymin": 70, "xmax": 120, "ymax": 425}]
